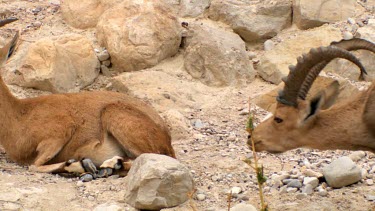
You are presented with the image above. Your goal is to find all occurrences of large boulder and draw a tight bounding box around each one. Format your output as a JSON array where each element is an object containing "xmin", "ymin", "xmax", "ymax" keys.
[
  {"xmin": 258, "ymin": 25, "xmax": 342, "ymax": 84},
  {"xmin": 184, "ymin": 20, "xmax": 255, "ymax": 86},
  {"xmin": 12, "ymin": 34, "xmax": 99, "ymax": 93},
  {"xmin": 61, "ymin": 0, "xmax": 123, "ymax": 29},
  {"xmin": 180, "ymin": 0, "xmax": 210, "ymax": 18},
  {"xmin": 329, "ymin": 20, "xmax": 375, "ymax": 81},
  {"xmin": 253, "ymin": 76, "xmax": 359, "ymax": 112},
  {"xmin": 124, "ymin": 154, "xmax": 194, "ymax": 210},
  {"xmin": 96, "ymin": 0, "xmax": 181, "ymax": 72},
  {"xmin": 110, "ymin": 68, "xmax": 212, "ymax": 112},
  {"xmin": 293, "ymin": 0, "xmax": 356, "ymax": 30},
  {"xmin": 208, "ymin": 0, "xmax": 292, "ymax": 42}
]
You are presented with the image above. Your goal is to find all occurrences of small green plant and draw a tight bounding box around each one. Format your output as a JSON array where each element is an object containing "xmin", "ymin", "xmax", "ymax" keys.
[{"xmin": 244, "ymin": 111, "xmax": 268, "ymax": 211}]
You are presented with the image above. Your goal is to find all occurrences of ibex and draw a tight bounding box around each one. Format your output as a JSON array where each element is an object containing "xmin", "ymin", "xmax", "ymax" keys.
[
  {"xmin": 0, "ymin": 18, "xmax": 175, "ymax": 178},
  {"xmin": 250, "ymin": 38, "xmax": 375, "ymax": 153}
]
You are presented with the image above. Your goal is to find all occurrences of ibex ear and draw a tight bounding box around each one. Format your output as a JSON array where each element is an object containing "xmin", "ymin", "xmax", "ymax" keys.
[{"xmin": 303, "ymin": 81, "xmax": 340, "ymax": 121}]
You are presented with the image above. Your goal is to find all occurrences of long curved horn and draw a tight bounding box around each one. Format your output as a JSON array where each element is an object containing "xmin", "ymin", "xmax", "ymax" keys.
[
  {"xmin": 277, "ymin": 46, "xmax": 366, "ymax": 107},
  {"xmin": 0, "ymin": 17, "xmax": 18, "ymax": 27},
  {"xmin": 298, "ymin": 38, "xmax": 375, "ymax": 100}
]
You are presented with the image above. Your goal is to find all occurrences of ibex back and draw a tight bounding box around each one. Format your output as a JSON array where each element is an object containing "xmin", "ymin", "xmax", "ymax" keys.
[
  {"xmin": 251, "ymin": 38, "xmax": 375, "ymax": 153},
  {"xmin": 0, "ymin": 18, "xmax": 175, "ymax": 176}
]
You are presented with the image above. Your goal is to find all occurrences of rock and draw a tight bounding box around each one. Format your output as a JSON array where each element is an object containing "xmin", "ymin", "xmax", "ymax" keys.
[
  {"xmin": 302, "ymin": 169, "xmax": 323, "ymax": 178},
  {"xmin": 349, "ymin": 151, "xmax": 366, "ymax": 162},
  {"xmin": 303, "ymin": 177, "xmax": 319, "ymax": 188},
  {"xmin": 301, "ymin": 184, "xmax": 314, "ymax": 195},
  {"xmin": 94, "ymin": 203, "xmax": 123, "ymax": 211},
  {"xmin": 230, "ymin": 203, "xmax": 257, "ymax": 211},
  {"xmin": 322, "ymin": 156, "xmax": 362, "ymax": 188},
  {"xmin": 162, "ymin": 109, "xmax": 191, "ymax": 140},
  {"xmin": 293, "ymin": 0, "xmax": 356, "ymax": 30},
  {"xmin": 366, "ymin": 179, "xmax": 374, "ymax": 186},
  {"xmin": 286, "ymin": 179, "xmax": 302, "ymax": 188},
  {"xmin": 318, "ymin": 189, "xmax": 328, "ymax": 197},
  {"xmin": 231, "ymin": 186, "xmax": 242, "ymax": 196},
  {"xmin": 196, "ymin": 194, "xmax": 206, "ymax": 201},
  {"xmin": 343, "ymin": 31, "xmax": 353, "ymax": 40},
  {"xmin": 279, "ymin": 185, "xmax": 288, "ymax": 193},
  {"xmin": 12, "ymin": 34, "xmax": 99, "ymax": 93},
  {"xmin": 254, "ymin": 76, "xmax": 358, "ymax": 112},
  {"xmin": 96, "ymin": 1, "xmax": 181, "ymax": 72},
  {"xmin": 208, "ymin": 0, "xmax": 292, "ymax": 42},
  {"xmin": 61, "ymin": 0, "xmax": 122, "ymax": 29},
  {"xmin": 264, "ymin": 40, "xmax": 275, "ymax": 51},
  {"xmin": 296, "ymin": 193, "xmax": 308, "ymax": 199},
  {"xmin": 258, "ymin": 25, "xmax": 341, "ymax": 84},
  {"xmin": 124, "ymin": 154, "xmax": 194, "ymax": 210},
  {"xmin": 180, "ymin": 0, "xmax": 210, "ymax": 17},
  {"xmin": 361, "ymin": 169, "xmax": 369, "ymax": 179},
  {"xmin": 184, "ymin": 20, "xmax": 255, "ymax": 87},
  {"xmin": 76, "ymin": 181, "xmax": 84, "ymax": 187},
  {"xmin": 110, "ymin": 68, "xmax": 211, "ymax": 113},
  {"xmin": 366, "ymin": 195, "xmax": 375, "ymax": 201},
  {"xmin": 286, "ymin": 187, "xmax": 298, "ymax": 193},
  {"xmin": 333, "ymin": 23, "xmax": 375, "ymax": 81},
  {"xmin": 97, "ymin": 50, "xmax": 110, "ymax": 62}
]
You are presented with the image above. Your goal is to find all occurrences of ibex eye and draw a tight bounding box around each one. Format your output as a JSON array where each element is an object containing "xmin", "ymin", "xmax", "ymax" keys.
[{"xmin": 274, "ymin": 117, "xmax": 283, "ymax": 123}]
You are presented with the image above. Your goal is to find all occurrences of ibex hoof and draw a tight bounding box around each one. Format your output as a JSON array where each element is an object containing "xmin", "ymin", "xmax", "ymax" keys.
[
  {"xmin": 80, "ymin": 173, "xmax": 94, "ymax": 182},
  {"xmin": 97, "ymin": 168, "xmax": 113, "ymax": 178},
  {"xmin": 100, "ymin": 156, "xmax": 124, "ymax": 169},
  {"xmin": 81, "ymin": 158, "xmax": 98, "ymax": 174}
]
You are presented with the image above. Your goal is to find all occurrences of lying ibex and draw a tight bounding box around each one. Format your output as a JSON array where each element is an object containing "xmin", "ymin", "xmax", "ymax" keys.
[
  {"xmin": 0, "ymin": 18, "xmax": 175, "ymax": 177},
  {"xmin": 250, "ymin": 38, "xmax": 375, "ymax": 153}
]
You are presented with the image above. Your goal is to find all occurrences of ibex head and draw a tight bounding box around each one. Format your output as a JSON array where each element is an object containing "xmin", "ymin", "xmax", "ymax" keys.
[{"xmin": 250, "ymin": 39, "xmax": 375, "ymax": 153}]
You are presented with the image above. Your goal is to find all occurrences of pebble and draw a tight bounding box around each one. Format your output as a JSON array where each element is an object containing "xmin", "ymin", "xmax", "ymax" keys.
[
  {"xmin": 231, "ymin": 186, "xmax": 242, "ymax": 195},
  {"xmin": 343, "ymin": 31, "xmax": 353, "ymax": 40},
  {"xmin": 366, "ymin": 195, "xmax": 375, "ymax": 201},
  {"xmin": 231, "ymin": 203, "xmax": 257, "ymax": 211},
  {"xmin": 76, "ymin": 181, "xmax": 84, "ymax": 187},
  {"xmin": 366, "ymin": 179, "xmax": 374, "ymax": 186},
  {"xmin": 369, "ymin": 166, "xmax": 375, "ymax": 174},
  {"xmin": 80, "ymin": 174, "xmax": 94, "ymax": 182},
  {"xmin": 102, "ymin": 60, "xmax": 111, "ymax": 67},
  {"xmin": 361, "ymin": 168, "xmax": 368, "ymax": 179},
  {"xmin": 264, "ymin": 40, "xmax": 275, "ymax": 51},
  {"xmin": 318, "ymin": 189, "xmax": 328, "ymax": 197},
  {"xmin": 296, "ymin": 193, "xmax": 307, "ymax": 199},
  {"xmin": 348, "ymin": 17, "xmax": 356, "ymax": 25},
  {"xmin": 247, "ymin": 51, "xmax": 257, "ymax": 59},
  {"xmin": 303, "ymin": 177, "xmax": 319, "ymax": 188},
  {"xmin": 301, "ymin": 184, "xmax": 313, "ymax": 195},
  {"xmin": 286, "ymin": 187, "xmax": 298, "ymax": 193},
  {"xmin": 302, "ymin": 169, "xmax": 323, "ymax": 178},
  {"xmin": 88, "ymin": 196, "xmax": 95, "ymax": 201},
  {"xmin": 348, "ymin": 151, "xmax": 366, "ymax": 162},
  {"xmin": 33, "ymin": 21, "xmax": 42, "ymax": 28},
  {"xmin": 196, "ymin": 193, "xmax": 206, "ymax": 201},
  {"xmin": 286, "ymin": 179, "xmax": 302, "ymax": 188},
  {"xmin": 279, "ymin": 185, "xmax": 287, "ymax": 194}
]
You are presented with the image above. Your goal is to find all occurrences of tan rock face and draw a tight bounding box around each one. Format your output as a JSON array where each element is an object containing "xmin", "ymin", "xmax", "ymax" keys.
[
  {"xmin": 293, "ymin": 0, "xmax": 356, "ymax": 30},
  {"xmin": 14, "ymin": 34, "xmax": 99, "ymax": 93},
  {"xmin": 209, "ymin": 0, "xmax": 292, "ymax": 42},
  {"xmin": 253, "ymin": 76, "xmax": 359, "ymax": 112},
  {"xmin": 61, "ymin": 0, "xmax": 123, "ymax": 29},
  {"xmin": 96, "ymin": 0, "xmax": 181, "ymax": 72},
  {"xmin": 258, "ymin": 25, "xmax": 342, "ymax": 84},
  {"xmin": 184, "ymin": 20, "xmax": 255, "ymax": 87}
]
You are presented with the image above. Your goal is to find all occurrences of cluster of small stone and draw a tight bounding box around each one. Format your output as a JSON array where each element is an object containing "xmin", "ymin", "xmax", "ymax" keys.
[{"xmin": 95, "ymin": 48, "xmax": 111, "ymax": 77}]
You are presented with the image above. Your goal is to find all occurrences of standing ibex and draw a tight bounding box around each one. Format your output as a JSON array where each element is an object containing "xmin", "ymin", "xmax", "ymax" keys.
[
  {"xmin": 0, "ymin": 18, "xmax": 175, "ymax": 177},
  {"xmin": 251, "ymin": 38, "xmax": 375, "ymax": 153}
]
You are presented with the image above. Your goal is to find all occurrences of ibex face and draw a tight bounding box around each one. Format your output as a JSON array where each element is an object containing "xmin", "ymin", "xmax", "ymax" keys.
[
  {"xmin": 251, "ymin": 82, "xmax": 340, "ymax": 153},
  {"xmin": 250, "ymin": 38, "xmax": 375, "ymax": 153}
]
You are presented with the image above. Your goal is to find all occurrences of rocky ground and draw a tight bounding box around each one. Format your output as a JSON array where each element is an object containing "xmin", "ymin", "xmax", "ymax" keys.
[{"xmin": 1, "ymin": 0, "xmax": 375, "ymax": 211}]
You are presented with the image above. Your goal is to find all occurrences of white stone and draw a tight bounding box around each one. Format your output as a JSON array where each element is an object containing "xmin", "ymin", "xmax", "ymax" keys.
[
  {"xmin": 303, "ymin": 177, "xmax": 319, "ymax": 188},
  {"xmin": 322, "ymin": 156, "xmax": 362, "ymax": 188}
]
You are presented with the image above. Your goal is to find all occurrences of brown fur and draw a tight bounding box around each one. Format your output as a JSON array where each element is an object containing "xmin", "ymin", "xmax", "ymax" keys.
[
  {"xmin": 251, "ymin": 82, "xmax": 375, "ymax": 153},
  {"xmin": 0, "ymin": 76, "xmax": 175, "ymax": 171}
]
